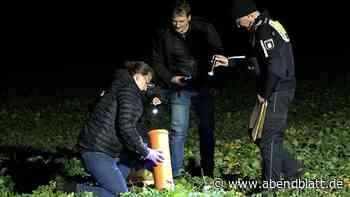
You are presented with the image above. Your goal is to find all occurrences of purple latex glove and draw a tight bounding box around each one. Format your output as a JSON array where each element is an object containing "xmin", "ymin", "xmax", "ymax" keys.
[{"xmin": 145, "ymin": 148, "xmax": 165, "ymax": 166}]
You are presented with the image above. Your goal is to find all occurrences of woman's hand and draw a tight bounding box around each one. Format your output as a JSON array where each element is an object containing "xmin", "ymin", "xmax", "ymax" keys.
[
  {"xmin": 145, "ymin": 148, "xmax": 165, "ymax": 166},
  {"xmin": 152, "ymin": 97, "xmax": 162, "ymax": 106}
]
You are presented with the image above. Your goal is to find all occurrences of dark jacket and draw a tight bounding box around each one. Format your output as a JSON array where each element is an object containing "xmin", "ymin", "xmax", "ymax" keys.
[
  {"xmin": 247, "ymin": 14, "xmax": 296, "ymax": 99},
  {"xmin": 78, "ymin": 69, "xmax": 149, "ymax": 159},
  {"xmin": 152, "ymin": 17, "xmax": 224, "ymax": 90}
]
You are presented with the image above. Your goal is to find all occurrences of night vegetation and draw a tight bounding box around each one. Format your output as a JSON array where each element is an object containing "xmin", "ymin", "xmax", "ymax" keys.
[{"xmin": 0, "ymin": 75, "xmax": 349, "ymax": 196}]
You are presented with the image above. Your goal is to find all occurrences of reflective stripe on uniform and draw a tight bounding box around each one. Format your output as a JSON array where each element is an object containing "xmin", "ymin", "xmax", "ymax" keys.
[{"xmin": 260, "ymin": 40, "xmax": 269, "ymax": 58}]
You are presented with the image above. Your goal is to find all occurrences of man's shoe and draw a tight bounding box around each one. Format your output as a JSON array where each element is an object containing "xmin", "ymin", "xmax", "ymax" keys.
[{"xmin": 185, "ymin": 158, "xmax": 202, "ymax": 177}]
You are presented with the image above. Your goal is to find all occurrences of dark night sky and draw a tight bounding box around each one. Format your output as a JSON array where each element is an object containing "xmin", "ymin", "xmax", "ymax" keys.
[
  {"xmin": 2, "ymin": 1, "xmax": 349, "ymax": 94},
  {"xmin": 60, "ymin": 1, "xmax": 348, "ymax": 60}
]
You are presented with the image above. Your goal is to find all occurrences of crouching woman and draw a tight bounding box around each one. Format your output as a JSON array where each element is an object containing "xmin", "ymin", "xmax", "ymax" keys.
[{"xmin": 76, "ymin": 61, "xmax": 164, "ymax": 197}]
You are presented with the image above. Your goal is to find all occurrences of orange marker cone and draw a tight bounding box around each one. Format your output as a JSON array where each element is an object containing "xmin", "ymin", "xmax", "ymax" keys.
[{"xmin": 148, "ymin": 129, "xmax": 174, "ymax": 190}]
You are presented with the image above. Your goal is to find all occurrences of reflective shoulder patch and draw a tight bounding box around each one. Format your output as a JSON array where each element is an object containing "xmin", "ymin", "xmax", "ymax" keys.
[{"xmin": 269, "ymin": 20, "xmax": 290, "ymax": 42}]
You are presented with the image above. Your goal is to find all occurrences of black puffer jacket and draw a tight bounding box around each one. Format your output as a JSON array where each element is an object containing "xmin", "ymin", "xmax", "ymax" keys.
[{"xmin": 78, "ymin": 69, "xmax": 149, "ymax": 159}]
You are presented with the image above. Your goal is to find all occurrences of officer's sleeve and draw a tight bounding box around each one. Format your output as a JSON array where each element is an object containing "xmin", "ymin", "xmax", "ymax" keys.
[
  {"xmin": 228, "ymin": 59, "xmax": 235, "ymax": 67},
  {"xmin": 151, "ymin": 32, "xmax": 175, "ymax": 87},
  {"xmin": 256, "ymin": 24, "xmax": 281, "ymax": 99}
]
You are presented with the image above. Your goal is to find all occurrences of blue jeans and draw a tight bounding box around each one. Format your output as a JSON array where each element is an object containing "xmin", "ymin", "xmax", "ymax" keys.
[
  {"xmin": 76, "ymin": 151, "xmax": 138, "ymax": 197},
  {"xmin": 161, "ymin": 88, "xmax": 215, "ymax": 177}
]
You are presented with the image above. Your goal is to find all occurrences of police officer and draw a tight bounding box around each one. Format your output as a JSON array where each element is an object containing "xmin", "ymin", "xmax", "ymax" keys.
[{"xmin": 212, "ymin": 0, "xmax": 304, "ymax": 183}]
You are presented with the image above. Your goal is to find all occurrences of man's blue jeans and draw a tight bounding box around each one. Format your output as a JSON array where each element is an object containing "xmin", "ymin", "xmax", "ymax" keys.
[
  {"xmin": 161, "ymin": 88, "xmax": 215, "ymax": 177},
  {"xmin": 76, "ymin": 151, "xmax": 136, "ymax": 197}
]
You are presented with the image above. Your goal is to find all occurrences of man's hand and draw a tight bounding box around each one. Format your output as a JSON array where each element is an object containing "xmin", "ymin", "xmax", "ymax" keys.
[
  {"xmin": 257, "ymin": 94, "xmax": 266, "ymax": 104},
  {"xmin": 171, "ymin": 76, "xmax": 187, "ymax": 86},
  {"xmin": 211, "ymin": 55, "xmax": 229, "ymax": 68}
]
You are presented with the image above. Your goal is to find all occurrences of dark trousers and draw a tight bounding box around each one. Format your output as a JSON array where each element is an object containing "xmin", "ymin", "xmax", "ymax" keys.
[
  {"xmin": 258, "ymin": 90, "xmax": 298, "ymax": 181},
  {"xmin": 191, "ymin": 88, "xmax": 215, "ymax": 177}
]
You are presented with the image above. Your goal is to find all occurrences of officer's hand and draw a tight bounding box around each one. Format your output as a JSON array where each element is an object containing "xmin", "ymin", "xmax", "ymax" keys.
[
  {"xmin": 171, "ymin": 76, "xmax": 186, "ymax": 86},
  {"xmin": 211, "ymin": 55, "xmax": 229, "ymax": 68},
  {"xmin": 257, "ymin": 94, "xmax": 266, "ymax": 103}
]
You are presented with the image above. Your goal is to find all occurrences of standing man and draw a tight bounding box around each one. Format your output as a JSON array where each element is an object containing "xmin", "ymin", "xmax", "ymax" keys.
[
  {"xmin": 151, "ymin": 0, "xmax": 225, "ymax": 177},
  {"xmin": 213, "ymin": 0, "xmax": 304, "ymax": 183}
]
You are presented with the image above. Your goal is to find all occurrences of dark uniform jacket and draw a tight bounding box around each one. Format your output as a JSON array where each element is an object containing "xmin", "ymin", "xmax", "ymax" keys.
[
  {"xmin": 246, "ymin": 14, "xmax": 296, "ymax": 99},
  {"xmin": 152, "ymin": 17, "xmax": 224, "ymax": 90},
  {"xmin": 78, "ymin": 69, "xmax": 149, "ymax": 159}
]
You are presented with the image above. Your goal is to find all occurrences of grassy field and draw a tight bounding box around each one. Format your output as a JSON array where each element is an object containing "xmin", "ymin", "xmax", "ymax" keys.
[{"xmin": 0, "ymin": 76, "xmax": 349, "ymax": 196}]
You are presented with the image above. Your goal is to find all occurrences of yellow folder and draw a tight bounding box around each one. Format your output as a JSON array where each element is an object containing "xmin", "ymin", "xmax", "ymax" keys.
[{"xmin": 249, "ymin": 101, "xmax": 268, "ymax": 142}]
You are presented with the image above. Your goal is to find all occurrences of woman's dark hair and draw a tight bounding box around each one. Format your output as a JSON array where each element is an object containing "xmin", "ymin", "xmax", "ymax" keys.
[{"xmin": 124, "ymin": 61, "xmax": 154, "ymax": 77}]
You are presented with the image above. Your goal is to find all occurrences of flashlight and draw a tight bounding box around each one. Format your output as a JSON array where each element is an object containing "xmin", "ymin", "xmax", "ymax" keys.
[
  {"xmin": 152, "ymin": 107, "xmax": 159, "ymax": 115},
  {"xmin": 151, "ymin": 97, "xmax": 165, "ymax": 116}
]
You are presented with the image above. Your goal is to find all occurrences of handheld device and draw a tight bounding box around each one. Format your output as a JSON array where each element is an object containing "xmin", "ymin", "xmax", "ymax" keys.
[{"xmin": 208, "ymin": 55, "xmax": 246, "ymax": 76}]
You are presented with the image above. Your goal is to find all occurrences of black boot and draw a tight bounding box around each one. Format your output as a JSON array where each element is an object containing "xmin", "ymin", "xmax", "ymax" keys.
[{"xmin": 285, "ymin": 160, "xmax": 305, "ymax": 180}]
